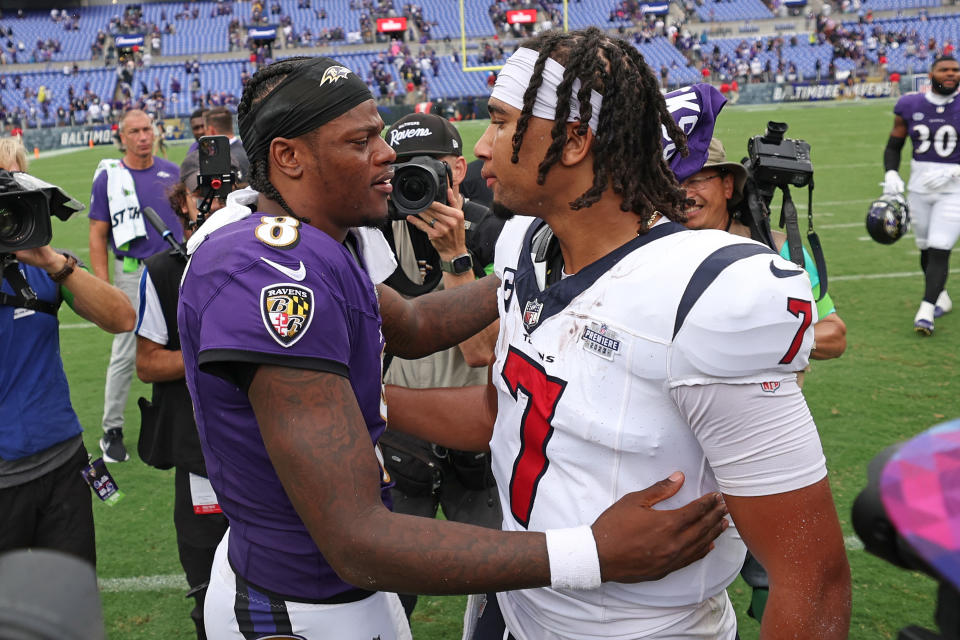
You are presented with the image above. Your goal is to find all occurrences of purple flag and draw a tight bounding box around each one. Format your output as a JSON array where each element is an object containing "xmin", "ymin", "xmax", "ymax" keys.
[{"xmin": 661, "ymin": 83, "xmax": 727, "ymax": 183}]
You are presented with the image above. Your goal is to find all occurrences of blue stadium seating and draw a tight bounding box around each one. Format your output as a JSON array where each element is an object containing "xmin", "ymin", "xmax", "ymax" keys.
[
  {"xmin": 695, "ymin": 0, "xmax": 774, "ymax": 22},
  {"xmin": 0, "ymin": 67, "xmax": 115, "ymax": 126}
]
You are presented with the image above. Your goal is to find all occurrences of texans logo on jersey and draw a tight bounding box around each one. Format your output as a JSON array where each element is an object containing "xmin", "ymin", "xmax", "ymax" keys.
[{"xmin": 261, "ymin": 283, "xmax": 315, "ymax": 347}]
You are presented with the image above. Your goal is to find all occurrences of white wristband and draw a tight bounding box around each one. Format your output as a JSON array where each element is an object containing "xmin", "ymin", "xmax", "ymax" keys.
[{"xmin": 545, "ymin": 525, "xmax": 602, "ymax": 590}]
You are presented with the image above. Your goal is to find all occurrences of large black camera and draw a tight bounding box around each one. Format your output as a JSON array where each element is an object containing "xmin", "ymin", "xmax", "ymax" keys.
[
  {"xmin": 387, "ymin": 155, "xmax": 452, "ymax": 220},
  {"xmin": 736, "ymin": 122, "xmax": 827, "ymax": 298},
  {"xmin": 746, "ymin": 121, "xmax": 813, "ymax": 189},
  {"xmin": 0, "ymin": 170, "xmax": 82, "ymax": 254}
]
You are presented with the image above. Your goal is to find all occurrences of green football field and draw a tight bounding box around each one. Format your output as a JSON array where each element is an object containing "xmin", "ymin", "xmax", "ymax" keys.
[{"xmin": 25, "ymin": 97, "xmax": 952, "ymax": 639}]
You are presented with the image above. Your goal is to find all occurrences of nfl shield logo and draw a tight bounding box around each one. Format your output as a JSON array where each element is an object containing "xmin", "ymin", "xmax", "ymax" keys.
[
  {"xmin": 261, "ymin": 283, "xmax": 315, "ymax": 347},
  {"xmin": 523, "ymin": 299, "xmax": 543, "ymax": 329},
  {"xmin": 760, "ymin": 381, "xmax": 780, "ymax": 393}
]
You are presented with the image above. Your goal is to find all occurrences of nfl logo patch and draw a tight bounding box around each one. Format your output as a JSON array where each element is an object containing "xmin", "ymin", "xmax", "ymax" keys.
[
  {"xmin": 261, "ymin": 283, "xmax": 315, "ymax": 347},
  {"xmin": 760, "ymin": 381, "xmax": 780, "ymax": 393},
  {"xmin": 522, "ymin": 299, "xmax": 543, "ymax": 330}
]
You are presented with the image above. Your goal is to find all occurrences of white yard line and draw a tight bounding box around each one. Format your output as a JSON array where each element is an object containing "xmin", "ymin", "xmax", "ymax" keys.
[{"xmin": 98, "ymin": 573, "xmax": 188, "ymax": 593}]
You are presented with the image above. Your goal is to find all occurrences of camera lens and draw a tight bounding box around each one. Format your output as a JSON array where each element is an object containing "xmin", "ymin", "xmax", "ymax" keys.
[
  {"xmin": 397, "ymin": 173, "xmax": 430, "ymax": 202},
  {"xmin": 0, "ymin": 206, "xmax": 29, "ymax": 244},
  {"xmin": 392, "ymin": 164, "xmax": 438, "ymax": 214}
]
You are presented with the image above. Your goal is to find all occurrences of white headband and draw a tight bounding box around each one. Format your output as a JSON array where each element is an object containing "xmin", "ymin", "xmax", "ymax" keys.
[{"xmin": 491, "ymin": 47, "xmax": 604, "ymax": 134}]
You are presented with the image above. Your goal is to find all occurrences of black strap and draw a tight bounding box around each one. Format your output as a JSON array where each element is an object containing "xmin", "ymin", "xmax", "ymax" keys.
[
  {"xmin": 380, "ymin": 221, "xmax": 443, "ymax": 297},
  {"xmin": 0, "ymin": 259, "xmax": 59, "ymax": 316},
  {"xmin": 805, "ymin": 182, "xmax": 827, "ymax": 302},
  {"xmin": 780, "ymin": 187, "xmax": 804, "ymax": 268}
]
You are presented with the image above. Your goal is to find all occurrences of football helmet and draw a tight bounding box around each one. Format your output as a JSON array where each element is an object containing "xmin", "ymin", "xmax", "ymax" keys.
[{"xmin": 866, "ymin": 194, "xmax": 910, "ymax": 244}]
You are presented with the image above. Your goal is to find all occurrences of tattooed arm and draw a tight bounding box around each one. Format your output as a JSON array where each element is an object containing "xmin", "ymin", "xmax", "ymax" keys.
[
  {"xmin": 378, "ymin": 273, "xmax": 500, "ymax": 359},
  {"xmin": 250, "ymin": 364, "xmax": 729, "ymax": 593}
]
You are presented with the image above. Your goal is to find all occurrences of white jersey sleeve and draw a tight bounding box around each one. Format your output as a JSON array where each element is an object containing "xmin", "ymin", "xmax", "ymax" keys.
[
  {"xmin": 670, "ymin": 379, "xmax": 827, "ymax": 496},
  {"xmin": 135, "ymin": 269, "xmax": 168, "ymax": 346},
  {"xmin": 668, "ymin": 249, "xmax": 818, "ymax": 386}
]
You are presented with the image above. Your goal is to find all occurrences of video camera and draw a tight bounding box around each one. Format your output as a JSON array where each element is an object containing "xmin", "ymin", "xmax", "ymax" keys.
[
  {"xmin": 735, "ymin": 121, "xmax": 827, "ymax": 300},
  {"xmin": 0, "ymin": 169, "xmax": 84, "ymax": 255},
  {"xmin": 387, "ymin": 155, "xmax": 453, "ymax": 220}
]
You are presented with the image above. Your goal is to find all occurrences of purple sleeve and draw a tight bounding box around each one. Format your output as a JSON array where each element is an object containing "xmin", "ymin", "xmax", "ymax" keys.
[
  {"xmin": 194, "ymin": 257, "xmax": 352, "ymax": 375},
  {"xmin": 88, "ymin": 170, "xmax": 109, "ymax": 223},
  {"xmin": 893, "ymin": 94, "xmax": 913, "ymax": 120}
]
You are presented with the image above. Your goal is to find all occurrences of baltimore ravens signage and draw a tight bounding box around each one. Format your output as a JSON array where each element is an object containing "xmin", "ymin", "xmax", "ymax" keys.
[{"xmin": 260, "ymin": 283, "xmax": 314, "ymax": 347}]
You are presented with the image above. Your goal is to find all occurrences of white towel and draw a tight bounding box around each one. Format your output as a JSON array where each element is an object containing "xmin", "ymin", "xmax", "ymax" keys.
[
  {"xmin": 186, "ymin": 187, "xmax": 397, "ymax": 284},
  {"xmin": 93, "ymin": 159, "xmax": 146, "ymax": 248}
]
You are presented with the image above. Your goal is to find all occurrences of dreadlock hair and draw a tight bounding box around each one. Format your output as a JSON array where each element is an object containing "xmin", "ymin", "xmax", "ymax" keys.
[
  {"xmin": 236, "ymin": 56, "xmax": 314, "ymax": 223},
  {"xmin": 510, "ymin": 27, "xmax": 689, "ymax": 231}
]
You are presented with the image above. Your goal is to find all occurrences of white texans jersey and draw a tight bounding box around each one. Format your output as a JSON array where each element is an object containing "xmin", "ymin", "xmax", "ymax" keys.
[{"xmin": 490, "ymin": 217, "xmax": 826, "ymax": 639}]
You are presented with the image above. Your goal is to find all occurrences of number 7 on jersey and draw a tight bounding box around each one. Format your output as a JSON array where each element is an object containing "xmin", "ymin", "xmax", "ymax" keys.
[{"xmin": 501, "ymin": 347, "xmax": 568, "ymax": 528}]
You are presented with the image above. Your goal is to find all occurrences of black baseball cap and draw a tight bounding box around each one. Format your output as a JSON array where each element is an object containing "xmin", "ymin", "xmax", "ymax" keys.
[{"xmin": 385, "ymin": 113, "xmax": 462, "ymax": 159}]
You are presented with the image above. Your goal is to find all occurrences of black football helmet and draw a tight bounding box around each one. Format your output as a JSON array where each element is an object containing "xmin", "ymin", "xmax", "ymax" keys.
[{"xmin": 866, "ymin": 194, "xmax": 910, "ymax": 244}]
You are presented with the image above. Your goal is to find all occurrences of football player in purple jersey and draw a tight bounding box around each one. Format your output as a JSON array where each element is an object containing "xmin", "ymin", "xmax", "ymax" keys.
[
  {"xmin": 884, "ymin": 55, "xmax": 960, "ymax": 334},
  {"xmin": 177, "ymin": 56, "xmax": 728, "ymax": 639}
]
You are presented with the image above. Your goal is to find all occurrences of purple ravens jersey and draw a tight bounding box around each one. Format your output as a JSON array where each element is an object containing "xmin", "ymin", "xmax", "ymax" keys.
[
  {"xmin": 895, "ymin": 92, "xmax": 960, "ymax": 164},
  {"xmin": 178, "ymin": 214, "xmax": 390, "ymax": 601}
]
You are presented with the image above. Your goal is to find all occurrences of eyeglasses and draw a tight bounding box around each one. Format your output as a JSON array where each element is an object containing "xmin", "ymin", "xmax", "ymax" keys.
[{"xmin": 681, "ymin": 173, "xmax": 723, "ymax": 192}]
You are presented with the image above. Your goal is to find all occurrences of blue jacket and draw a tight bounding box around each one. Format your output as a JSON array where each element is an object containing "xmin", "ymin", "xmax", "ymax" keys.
[{"xmin": 0, "ymin": 262, "xmax": 82, "ymax": 460}]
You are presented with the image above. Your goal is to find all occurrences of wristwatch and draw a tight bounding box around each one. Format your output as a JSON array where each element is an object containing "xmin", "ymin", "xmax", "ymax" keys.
[
  {"xmin": 439, "ymin": 253, "xmax": 473, "ymax": 275},
  {"xmin": 48, "ymin": 253, "xmax": 77, "ymax": 283}
]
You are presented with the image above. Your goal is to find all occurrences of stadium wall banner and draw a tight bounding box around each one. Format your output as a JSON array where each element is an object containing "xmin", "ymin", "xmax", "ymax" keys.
[
  {"xmin": 248, "ymin": 26, "xmax": 277, "ymax": 40},
  {"xmin": 641, "ymin": 3, "xmax": 670, "ymax": 15},
  {"xmin": 377, "ymin": 17, "xmax": 407, "ymax": 32},
  {"xmin": 771, "ymin": 81, "xmax": 896, "ymax": 102},
  {"xmin": 114, "ymin": 34, "xmax": 145, "ymax": 48},
  {"xmin": 21, "ymin": 118, "xmax": 194, "ymax": 152},
  {"xmin": 507, "ymin": 9, "xmax": 537, "ymax": 24}
]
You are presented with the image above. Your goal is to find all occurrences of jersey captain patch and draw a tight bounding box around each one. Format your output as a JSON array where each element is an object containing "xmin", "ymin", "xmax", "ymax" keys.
[
  {"xmin": 260, "ymin": 283, "xmax": 314, "ymax": 347},
  {"xmin": 580, "ymin": 322, "xmax": 622, "ymax": 360}
]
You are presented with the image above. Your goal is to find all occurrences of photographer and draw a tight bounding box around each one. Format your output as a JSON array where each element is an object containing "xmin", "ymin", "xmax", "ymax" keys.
[
  {"xmin": 135, "ymin": 146, "xmax": 242, "ymax": 640},
  {"xmin": 0, "ymin": 144, "xmax": 136, "ymax": 567},
  {"xmin": 380, "ymin": 112, "xmax": 503, "ymax": 620},
  {"xmin": 681, "ymin": 138, "xmax": 847, "ymax": 363}
]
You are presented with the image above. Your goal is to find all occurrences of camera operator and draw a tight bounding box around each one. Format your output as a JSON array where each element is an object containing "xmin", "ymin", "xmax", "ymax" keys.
[
  {"xmin": 134, "ymin": 147, "xmax": 244, "ymax": 640},
  {"xmin": 0, "ymin": 144, "xmax": 136, "ymax": 567},
  {"xmin": 681, "ymin": 138, "xmax": 847, "ymax": 365},
  {"xmin": 380, "ymin": 112, "xmax": 503, "ymax": 620}
]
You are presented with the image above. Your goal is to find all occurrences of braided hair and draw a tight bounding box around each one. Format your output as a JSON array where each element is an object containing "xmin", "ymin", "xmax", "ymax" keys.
[
  {"xmin": 236, "ymin": 56, "xmax": 314, "ymax": 222},
  {"xmin": 510, "ymin": 27, "xmax": 689, "ymax": 231}
]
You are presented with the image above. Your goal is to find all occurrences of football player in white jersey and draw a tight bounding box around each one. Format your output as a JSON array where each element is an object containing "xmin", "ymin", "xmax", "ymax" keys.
[
  {"xmin": 884, "ymin": 55, "xmax": 960, "ymax": 334},
  {"xmin": 388, "ymin": 27, "xmax": 850, "ymax": 639}
]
